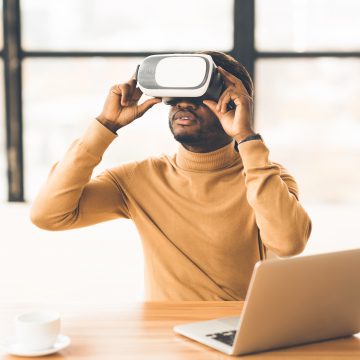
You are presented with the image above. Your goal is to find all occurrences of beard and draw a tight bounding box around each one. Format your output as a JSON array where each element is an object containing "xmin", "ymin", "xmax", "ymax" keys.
[
  {"xmin": 168, "ymin": 118, "xmax": 226, "ymax": 145},
  {"xmin": 168, "ymin": 119, "xmax": 203, "ymax": 144}
]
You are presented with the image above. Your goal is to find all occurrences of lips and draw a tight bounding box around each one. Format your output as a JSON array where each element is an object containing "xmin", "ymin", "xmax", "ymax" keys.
[{"xmin": 173, "ymin": 111, "xmax": 198, "ymax": 125}]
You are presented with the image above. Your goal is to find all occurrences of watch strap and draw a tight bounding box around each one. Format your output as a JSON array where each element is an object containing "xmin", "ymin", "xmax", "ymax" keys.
[
  {"xmin": 234, "ymin": 133, "xmax": 262, "ymax": 152},
  {"xmin": 238, "ymin": 133, "xmax": 262, "ymax": 144}
]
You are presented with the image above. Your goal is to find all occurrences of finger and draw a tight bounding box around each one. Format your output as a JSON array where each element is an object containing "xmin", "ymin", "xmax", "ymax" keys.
[
  {"xmin": 218, "ymin": 68, "xmax": 236, "ymax": 88},
  {"xmin": 218, "ymin": 89, "xmax": 252, "ymax": 113},
  {"xmin": 110, "ymin": 84, "xmax": 122, "ymax": 96},
  {"xmin": 131, "ymin": 86, "xmax": 143, "ymax": 103},
  {"xmin": 127, "ymin": 78, "xmax": 137, "ymax": 91},
  {"xmin": 202, "ymin": 100, "xmax": 221, "ymax": 117},
  {"xmin": 218, "ymin": 66, "xmax": 239, "ymax": 83},
  {"xmin": 115, "ymin": 83, "xmax": 131, "ymax": 106},
  {"xmin": 236, "ymin": 93, "xmax": 253, "ymax": 103},
  {"xmin": 221, "ymin": 75, "xmax": 235, "ymax": 88},
  {"xmin": 220, "ymin": 92, "xmax": 232, "ymax": 113},
  {"xmin": 137, "ymin": 97, "xmax": 162, "ymax": 117},
  {"xmin": 126, "ymin": 78, "xmax": 139, "ymax": 102},
  {"xmin": 109, "ymin": 85, "xmax": 125, "ymax": 108},
  {"xmin": 119, "ymin": 80, "xmax": 139, "ymax": 106},
  {"xmin": 130, "ymin": 72, "xmax": 137, "ymax": 81},
  {"xmin": 216, "ymin": 87, "xmax": 232, "ymax": 112},
  {"xmin": 218, "ymin": 67, "xmax": 250, "ymax": 96}
]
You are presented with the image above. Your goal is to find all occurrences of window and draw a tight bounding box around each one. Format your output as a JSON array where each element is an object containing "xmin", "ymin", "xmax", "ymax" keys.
[
  {"xmin": 2, "ymin": 0, "xmax": 359, "ymax": 250},
  {"xmin": 23, "ymin": 57, "xmax": 176, "ymax": 200},
  {"xmin": 16, "ymin": 0, "xmax": 235, "ymax": 201},
  {"xmin": 255, "ymin": 58, "xmax": 360, "ymax": 204},
  {"xmin": 21, "ymin": 0, "xmax": 234, "ymax": 52},
  {"xmin": 0, "ymin": 60, "xmax": 5, "ymax": 201},
  {"xmin": 0, "ymin": 0, "xmax": 3, "ymax": 48},
  {"xmin": 255, "ymin": 0, "xmax": 360, "ymax": 254},
  {"xmin": 0, "ymin": 1, "xmax": 4, "ymax": 201},
  {"xmin": 256, "ymin": 0, "xmax": 360, "ymax": 52},
  {"xmin": 3, "ymin": 1, "xmax": 236, "ymax": 303}
]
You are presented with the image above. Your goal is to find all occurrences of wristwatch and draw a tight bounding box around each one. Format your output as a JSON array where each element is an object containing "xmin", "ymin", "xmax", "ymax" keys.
[
  {"xmin": 234, "ymin": 133, "xmax": 263, "ymax": 151},
  {"xmin": 238, "ymin": 133, "xmax": 263, "ymax": 145}
]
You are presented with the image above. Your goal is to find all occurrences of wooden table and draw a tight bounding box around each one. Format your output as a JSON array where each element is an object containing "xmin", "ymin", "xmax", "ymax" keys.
[{"xmin": 0, "ymin": 302, "xmax": 359, "ymax": 359}]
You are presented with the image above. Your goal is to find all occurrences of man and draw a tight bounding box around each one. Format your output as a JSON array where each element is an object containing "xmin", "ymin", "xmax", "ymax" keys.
[{"xmin": 30, "ymin": 51, "xmax": 312, "ymax": 301}]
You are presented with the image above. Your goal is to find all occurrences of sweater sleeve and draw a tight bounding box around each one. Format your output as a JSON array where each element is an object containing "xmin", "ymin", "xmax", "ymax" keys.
[
  {"xmin": 238, "ymin": 139, "xmax": 312, "ymax": 257},
  {"xmin": 30, "ymin": 120, "xmax": 131, "ymax": 230}
]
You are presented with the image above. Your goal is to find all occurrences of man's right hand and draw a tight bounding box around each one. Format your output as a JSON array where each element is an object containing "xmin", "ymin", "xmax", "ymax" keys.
[{"xmin": 96, "ymin": 77, "xmax": 161, "ymax": 133}]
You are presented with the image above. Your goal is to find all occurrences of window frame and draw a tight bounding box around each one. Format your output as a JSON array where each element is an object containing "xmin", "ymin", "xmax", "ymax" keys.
[{"xmin": 1, "ymin": 0, "xmax": 360, "ymax": 201}]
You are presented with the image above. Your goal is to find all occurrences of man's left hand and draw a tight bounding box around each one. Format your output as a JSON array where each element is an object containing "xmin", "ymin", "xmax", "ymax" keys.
[{"xmin": 203, "ymin": 67, "xmax": 255, "ymax": 142}]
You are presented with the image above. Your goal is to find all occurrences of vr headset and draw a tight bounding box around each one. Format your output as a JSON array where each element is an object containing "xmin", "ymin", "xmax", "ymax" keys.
[{"xmin": 135, "ymin": 54, "xmax": 224, "ymax": 105}]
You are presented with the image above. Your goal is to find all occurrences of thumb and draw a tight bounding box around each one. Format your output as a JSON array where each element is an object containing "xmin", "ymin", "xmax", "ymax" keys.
[
  {"xmin": 202, "ymin": 100, "xmax": 221, "ymax": 117},
  {"xmin": 137, "ymin": 97, "xmax": 162, "ymax": 117}
]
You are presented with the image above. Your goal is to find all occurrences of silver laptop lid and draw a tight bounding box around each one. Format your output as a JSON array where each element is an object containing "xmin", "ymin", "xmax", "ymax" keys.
[{"xmin": 233, "ymin": 249, "xmax": 360, "ymax": 355}]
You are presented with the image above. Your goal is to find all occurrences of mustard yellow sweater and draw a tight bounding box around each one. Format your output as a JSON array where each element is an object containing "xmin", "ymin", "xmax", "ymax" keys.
[{"xmin": 31, "ymin": 120, "xmax": 312, "ymax": 301}]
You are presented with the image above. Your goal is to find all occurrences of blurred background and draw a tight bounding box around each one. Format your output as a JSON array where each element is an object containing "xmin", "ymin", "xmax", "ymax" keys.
[{"xmin": 0, "ymin": 0, "xmax": 359, "ymax": 304}]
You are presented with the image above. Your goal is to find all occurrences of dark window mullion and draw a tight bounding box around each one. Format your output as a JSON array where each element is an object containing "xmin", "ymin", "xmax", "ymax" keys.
[
  {"xmin": 229, "ymin": 0, "xmax": 255, "ymax": 127},
  {"xmin": 231, "ymin": 0, "xmax": 255, "ymax": 79},
  {"xmin": 3, "ymin": 0, "xmax": 23, "ymax": 201}
]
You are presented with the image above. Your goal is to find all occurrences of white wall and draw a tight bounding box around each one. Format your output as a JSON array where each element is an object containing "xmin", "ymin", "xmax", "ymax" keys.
[{"xmin": 1, "ymin": 201, "xmax": 358, "ymax": 304}]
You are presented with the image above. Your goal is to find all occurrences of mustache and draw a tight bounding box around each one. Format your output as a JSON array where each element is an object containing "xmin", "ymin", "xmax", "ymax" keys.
[{"xmin": 170, "ymin": 108, "xmax": 199, "ymax": 122}]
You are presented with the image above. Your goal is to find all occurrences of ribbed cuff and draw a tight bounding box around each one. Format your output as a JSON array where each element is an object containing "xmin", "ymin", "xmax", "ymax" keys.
[
  {"xmin": 238, "ymin": 139, "xmax": 271, "ymax": 170},
  {"xmin": 79, "ymin": 119, "xmax": 117, "ymax": 156}
]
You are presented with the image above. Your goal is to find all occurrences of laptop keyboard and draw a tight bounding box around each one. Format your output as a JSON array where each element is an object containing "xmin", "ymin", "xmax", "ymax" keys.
[{"xmin": 206, "ymin": 330, "xmax": 236, "ymax": 346}]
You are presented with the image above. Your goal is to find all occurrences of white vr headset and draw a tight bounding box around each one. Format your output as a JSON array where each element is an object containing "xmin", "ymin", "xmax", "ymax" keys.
[{"xmin": 135, "ymin": 54, "xmax": 224, "ymax": 105}]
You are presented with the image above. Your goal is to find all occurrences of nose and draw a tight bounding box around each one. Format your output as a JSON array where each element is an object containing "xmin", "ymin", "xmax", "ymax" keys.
[{"xmin": 174, "ymin": 99, "xmax": 199, "ymax": 110}]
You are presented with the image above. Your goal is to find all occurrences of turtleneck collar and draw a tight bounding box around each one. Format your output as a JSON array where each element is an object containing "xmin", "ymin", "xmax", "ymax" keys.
[{"xmin": 176, "ymin": 141, "xmax": 241, "ymax": 172}]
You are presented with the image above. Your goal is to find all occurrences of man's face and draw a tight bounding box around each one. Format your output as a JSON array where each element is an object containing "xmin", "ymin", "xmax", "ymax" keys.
[{"xmin": 168, "ymin": 99, "xmax": 230, "ymax": 146}]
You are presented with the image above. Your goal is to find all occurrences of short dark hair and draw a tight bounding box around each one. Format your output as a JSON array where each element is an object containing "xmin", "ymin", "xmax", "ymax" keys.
[{"xmin": 196, "ymin": 51, "xmax": 254, "ymax": 98}]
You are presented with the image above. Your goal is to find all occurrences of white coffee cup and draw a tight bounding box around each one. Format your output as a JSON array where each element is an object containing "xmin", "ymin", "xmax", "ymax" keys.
[{"xmin": 15, "ymin": 311, "xmax": 60, "ymax": 351}]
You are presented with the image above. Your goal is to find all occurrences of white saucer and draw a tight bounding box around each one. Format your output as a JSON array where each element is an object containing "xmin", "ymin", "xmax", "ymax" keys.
[{"xmin": 0, "ymin": 334, "xmax": 70, "ymax": 357}]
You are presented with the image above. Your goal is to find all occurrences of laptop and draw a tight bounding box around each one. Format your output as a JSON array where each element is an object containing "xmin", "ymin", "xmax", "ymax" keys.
[{"xmin": 173, "ymin": 249, "xmax": 360, "ymax": 356}]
